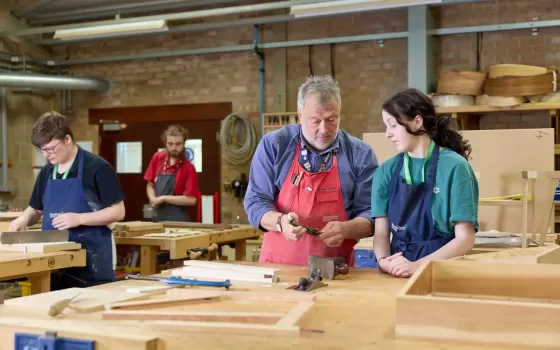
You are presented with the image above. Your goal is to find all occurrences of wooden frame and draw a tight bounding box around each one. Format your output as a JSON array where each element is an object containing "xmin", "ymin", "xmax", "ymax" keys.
[
  {"xmin": 476, "ymin": 170, "xmax": 537, "ymax": 248},
  {"xmin": 102, "ymin": 289, "xmax": 316, "ymax": 335},
  {"xmin": 396, "ymin": 260, "xmax": 560, "ymax": 348},
  {"xmin": 455, "ymin": 245, "xmax": 560, "ymax": 264}
]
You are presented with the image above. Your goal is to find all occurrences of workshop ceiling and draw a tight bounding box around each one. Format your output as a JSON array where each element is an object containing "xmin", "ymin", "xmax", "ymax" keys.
[{"xmin": 5, "ymin": 0, "xmax": 488, "ymax": 47}]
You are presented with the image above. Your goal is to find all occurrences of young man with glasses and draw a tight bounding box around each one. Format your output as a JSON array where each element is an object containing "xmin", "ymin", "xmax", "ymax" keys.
[{"xmin": 9, "ymin": 111, "xmax": 125, "ymax": 289}]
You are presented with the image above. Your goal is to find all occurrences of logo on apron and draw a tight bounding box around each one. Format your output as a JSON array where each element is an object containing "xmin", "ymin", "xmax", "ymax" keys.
[
  {"xmin": 49, "ymin": 211, "xmax": 63, "ymax": 219},
  {"xmin": 391, "ymin": 222, "xmax": 407, "ymax": 232}
]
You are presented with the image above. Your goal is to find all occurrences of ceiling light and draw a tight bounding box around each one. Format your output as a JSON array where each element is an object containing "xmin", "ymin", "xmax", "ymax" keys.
[
  {"xmin": 53, "ymin": 19, "xmax": 168, "ymax": 40},
  {"xmin": 290, "ymin": 0, "xmax": 443, "ymax": 18}
]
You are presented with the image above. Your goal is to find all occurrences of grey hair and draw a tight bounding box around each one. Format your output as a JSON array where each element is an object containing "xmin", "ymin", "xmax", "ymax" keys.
[{"xmin": 297, "ymin": 75, "xmax": 341, "ymax": 111}]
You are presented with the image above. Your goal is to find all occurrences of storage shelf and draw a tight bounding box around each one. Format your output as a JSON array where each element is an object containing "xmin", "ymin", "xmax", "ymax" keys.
[{"xmin": 436, "ymin": 102, "xmax": 560, "ymax": 115}]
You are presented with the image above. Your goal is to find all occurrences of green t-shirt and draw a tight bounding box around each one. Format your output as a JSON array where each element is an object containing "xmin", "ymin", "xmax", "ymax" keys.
[{"xmin": 370, "ymin": 148, "xmax": 479, "ymax": 238}]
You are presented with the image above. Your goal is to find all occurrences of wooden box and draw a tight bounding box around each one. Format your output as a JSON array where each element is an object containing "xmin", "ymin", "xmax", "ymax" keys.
[{"xmin": 396, "ymin": 260, "xmax": 560, "ymax": 348}]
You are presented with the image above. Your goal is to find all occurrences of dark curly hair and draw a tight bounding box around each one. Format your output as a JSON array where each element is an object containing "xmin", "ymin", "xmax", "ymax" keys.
[{"xmin": 382, "ymin": 88, "xmax": 472, "ymax": 159}]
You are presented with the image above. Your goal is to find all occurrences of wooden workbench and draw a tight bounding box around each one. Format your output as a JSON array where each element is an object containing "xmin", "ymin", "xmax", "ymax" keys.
[
  {"xmin": 0, "ymin": 249, "xmax": 86, "ymax": 294},
  {"xmin": 115, "ymin": 225, "xmax": 261, "ymax": 275},
  {"xmin": 0, "ymin": 263, "xmax": 536, "ymax": 350}
]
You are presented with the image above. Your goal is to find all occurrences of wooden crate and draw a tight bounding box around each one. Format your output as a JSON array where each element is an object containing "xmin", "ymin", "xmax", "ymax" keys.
[{"xmin": 396, "ymin": 260, "xmax": 560, "ymax": 348}]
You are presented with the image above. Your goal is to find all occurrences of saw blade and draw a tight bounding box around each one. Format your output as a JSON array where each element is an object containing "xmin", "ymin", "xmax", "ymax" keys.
[{"xmin": 0, "ymin": 230, "xmax": 69, "ymax": 244}]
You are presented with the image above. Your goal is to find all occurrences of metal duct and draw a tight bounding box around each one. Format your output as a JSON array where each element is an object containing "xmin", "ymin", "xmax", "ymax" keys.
[
  {"xmin": 0, "ymin": 72, "xmax": 112, "ymax": 94},
  {"xmin": 1, "ymin": 87, "xmax": 8, "ymax": 193}
]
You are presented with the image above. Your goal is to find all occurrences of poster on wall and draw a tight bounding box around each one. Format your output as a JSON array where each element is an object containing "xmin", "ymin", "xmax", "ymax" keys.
[
  {"xmin": 116, "ymin": 141, "xmax": 142, "ymax": 174},
  {"xmin": 185, "ymin": 139, "xmax": 202, "ymax": 173}
]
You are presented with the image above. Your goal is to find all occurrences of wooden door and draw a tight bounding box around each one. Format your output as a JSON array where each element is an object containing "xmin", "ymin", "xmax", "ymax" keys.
[{"xmin": 90, "ymin": 103, "xmax": 231, "ymax": 222}]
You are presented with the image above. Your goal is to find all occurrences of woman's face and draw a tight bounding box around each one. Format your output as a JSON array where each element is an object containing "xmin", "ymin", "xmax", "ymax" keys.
[{"xmin": 382, "ymin": 109, "xmax": 417, "ymax": 153}]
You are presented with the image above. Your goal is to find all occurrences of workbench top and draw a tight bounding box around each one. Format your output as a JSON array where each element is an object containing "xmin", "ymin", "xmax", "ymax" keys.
[{"xmin": 0, "ymin": 262, "xmax": 531, "ymax": 350}]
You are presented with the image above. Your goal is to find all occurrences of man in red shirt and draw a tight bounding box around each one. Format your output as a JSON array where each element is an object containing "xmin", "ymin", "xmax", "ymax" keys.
[{"xmin": 144, "ymin": 125, "xmax": 199, "ymax": 222}]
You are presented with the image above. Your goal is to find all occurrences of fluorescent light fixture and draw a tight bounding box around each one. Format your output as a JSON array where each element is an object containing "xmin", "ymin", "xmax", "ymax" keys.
[
  {"xmin": 290, "ymin": 0, "xmax": 443, "ymax": 18},
  {"xmin": 53, "ymin": 19, "xmax": 168, "ymax": 40}
]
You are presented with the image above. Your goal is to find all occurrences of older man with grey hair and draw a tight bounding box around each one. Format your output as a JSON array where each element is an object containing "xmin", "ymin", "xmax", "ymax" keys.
[{"xmin": 244, "ymin": 75, "xmax": 378, "ymax": 266}]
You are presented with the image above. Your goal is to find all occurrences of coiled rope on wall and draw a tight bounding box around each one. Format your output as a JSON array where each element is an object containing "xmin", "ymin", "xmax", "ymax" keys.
[{"xmin": 219, "ymin": 112, "xmax": 258, "ymax": 165}]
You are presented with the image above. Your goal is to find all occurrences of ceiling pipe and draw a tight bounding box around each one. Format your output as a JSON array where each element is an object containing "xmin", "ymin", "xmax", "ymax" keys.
[
  {"xmin": 0, "ymin": 1, "xmax": 324, "ymax": 37},
  {"xmin": 30, "ymin": 0, "xmax": 488, "ymax": 46},
  {"xmin": 35, "ymin": 14, "xmax": 296, "ymax": 46},
  {"xmin": 0, "ymin": 72, "xmax": 112, "ymax": 94},
  {"xmin": 27, "ymin": 0, "xmax": 243, "ymax": 25}
]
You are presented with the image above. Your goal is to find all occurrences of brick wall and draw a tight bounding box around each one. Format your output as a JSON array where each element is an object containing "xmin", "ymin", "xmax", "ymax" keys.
[
  {"xmin": 0, "ymin": 1, "xmax": 53, "ymax": 209},
  {"xmin": 4, "ymin": 0, "xmax": 552, "ymax": 220}
]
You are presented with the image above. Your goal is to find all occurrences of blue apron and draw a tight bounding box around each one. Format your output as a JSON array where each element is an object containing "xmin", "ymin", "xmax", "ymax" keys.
[
  {"xmin": 387, "ymin": 141, "xmax": 452, "ymax": 261},
  {"xmin": 42, "ymin": 147, "xmax": 115, "ymax": 289}
]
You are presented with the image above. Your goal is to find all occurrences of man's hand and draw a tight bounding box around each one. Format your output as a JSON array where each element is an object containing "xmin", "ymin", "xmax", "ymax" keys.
[
  {"xmin": 281, "ymin": 212, "xmax": 306, "ymax": 241},
  {"xmin": 52, "ymin": 213, "xmax": 83, "ymax": 230},
  {"xmin": 318, "ymin": 221, "xmax": 346, "ymax": 247},
  {"xmin": 151, "ymin": 196, "xmax": 165, "ymax": 208},
  {"xmin": 9, "ymin": 217, "xmax": 28, "ymax": 232},
  {"xmin": 382, "ymin": 252, "xmax": 420, "ymax": 278}
]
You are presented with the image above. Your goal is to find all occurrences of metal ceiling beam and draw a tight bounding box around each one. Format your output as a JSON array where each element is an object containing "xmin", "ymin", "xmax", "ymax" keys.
[
  {"xmin": 47, "ymin": 16, "xmax": 559, "ymax": 67},
  {"xmin": 11, "ymin": 0, "xmax": 57, "ymax": 18},
  {"xmin": 34, "ymin": 14, "xmax": 296, "ymax": 46},
  {"xmin": 53, "ymin": 31, "xmax": 409, "ymax": 66},
  {"xmin": 26, "ymin": 0, "xmax": 242, "ymax": 25},
  {"xmin": 1, "ymin": 0, "xmax": 322, "ymax": 37}
]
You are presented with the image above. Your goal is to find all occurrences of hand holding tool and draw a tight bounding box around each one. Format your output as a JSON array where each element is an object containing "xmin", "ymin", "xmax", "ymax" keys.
[
  {"xmin": 289, "ymin": 220, "xmax": 321, "ymax": 236},
  {"xmin": 126, "ymin": 274, "xmax": 232, "ymax": 289},
  {"xmin": 48, "ymin": 293, "xmax": 81, "ymax": 317}
]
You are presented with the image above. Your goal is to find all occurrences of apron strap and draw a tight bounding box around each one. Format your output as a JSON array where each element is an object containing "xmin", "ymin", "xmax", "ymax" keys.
[{"xmin": 403, "ymin": 139, "xmax": 436, "ymax": 185}]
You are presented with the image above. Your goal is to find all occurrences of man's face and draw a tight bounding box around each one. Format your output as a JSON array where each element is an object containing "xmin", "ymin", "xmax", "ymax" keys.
[
  {"xmin": 166, "ymin": 135, "xmax": 185, "ymax": 158},
  {"xmin": 299, "ymin": 93, "xmax": 340, "ymax": 151},
  {"xmin": 39, "ymin": 136, "xmax": 71, "ymax": 165}
]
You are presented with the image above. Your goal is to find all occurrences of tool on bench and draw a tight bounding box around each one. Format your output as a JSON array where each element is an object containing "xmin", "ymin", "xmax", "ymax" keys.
[
  {"xmin": 126, "ymin": 274, "xmax": 232, "ymax": 289},
  {"xmin": 289, "ymin": 220, "xmax": 321, "ymax": 237},
  {"xmin": 291, "ymin": 268, "xmax": 327, "ymax": 292},
  {"xmin": 0, "ymin": 230, "xmax": 69, "ymax": 244},
  {"xmin": 308, "ymin": 255, "xmax": 349, "ymax": 280},
  {"xmin": 48, "ymin": 293, "xmax": 81, "ymax": 317},
  {"xmin": 188, "ymin": 243, "xmax": 219, "ymax": 260}
]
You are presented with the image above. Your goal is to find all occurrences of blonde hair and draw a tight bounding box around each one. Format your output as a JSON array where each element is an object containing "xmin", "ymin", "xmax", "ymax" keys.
[{"xmin": 161, "ymin": 124, "xmax": 188, "ymax": 144}]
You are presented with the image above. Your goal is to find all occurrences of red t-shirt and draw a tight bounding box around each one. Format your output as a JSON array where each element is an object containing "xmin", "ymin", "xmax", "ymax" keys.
[{"xmin": 143, "ymin": 151, "xmax": 199, "ymax": 197}]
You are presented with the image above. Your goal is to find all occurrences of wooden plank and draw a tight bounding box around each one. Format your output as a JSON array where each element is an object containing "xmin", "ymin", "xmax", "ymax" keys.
[
  {"xmin": 182, "ymin": 260, "xmax": 280, "ymax": 276},
  {"xmin": 166, "ymin": 289, "xmax": 316, "ymax": 302},
  {"xmin": 160, "ymin": 221, "xmax": 232, "ymax": 230},
  {"xmin": 0, "ymin": 250, "xmax": 86, "ymax": 279},
  {"xmin": 275, "ymin": 302, "xmax": 315, "ymax": 328},
  {"xmin": 102, "ymin": 310, "xmax": 285, "ymax": 323},
  {"xmin": 106, "ymin": 295, "xmax": 222, "ymax": 311},
  {"xmin": 0, "ymin": 242, "xmax": 81, "ymax": 253},
  {"xmin": 4, "ymin": 287, "xmax": 148, "ymax": 313},
  {"xmin": 171, "ymin": 267, "xmax": 276, "ymax": 284}
]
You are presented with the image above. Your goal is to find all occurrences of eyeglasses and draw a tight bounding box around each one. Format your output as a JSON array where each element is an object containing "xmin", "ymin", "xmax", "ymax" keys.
[{"xmin": 37, "ymin": 141, "xmax": 60, "ymax": 154}]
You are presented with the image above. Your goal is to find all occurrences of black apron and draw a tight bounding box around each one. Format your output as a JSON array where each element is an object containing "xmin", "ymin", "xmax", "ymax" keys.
[{"xmin": 151, "ymin": 157, "xmax": 190, "ymax": 222}]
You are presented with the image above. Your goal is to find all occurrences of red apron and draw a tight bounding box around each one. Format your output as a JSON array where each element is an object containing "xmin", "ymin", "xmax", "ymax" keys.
[{"xmin": 259, "ymin": 143, "xmax": 356, "ymax": 266}]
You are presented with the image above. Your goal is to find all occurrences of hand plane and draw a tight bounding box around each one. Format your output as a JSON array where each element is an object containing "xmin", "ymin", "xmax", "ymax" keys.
[
  {"xmin": 291, "ymin": 268, "xmax": 327, "ymax": 292},
  {"xmin": 308, "ymin": 255, "xmax": 349, "ymax": 280}
]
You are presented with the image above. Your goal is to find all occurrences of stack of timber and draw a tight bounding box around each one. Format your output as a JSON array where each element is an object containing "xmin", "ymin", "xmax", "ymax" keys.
[
  {"xmin": 170, "ymin": 260, "xmax": 282, "ymax": 284},
  {"xmin": 112, "ymin": 221, "xmax": 164, "ymax": 238},
  {"xmin": 432, "ymin": 64, "xmax": 558, "ymax": 108}
]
